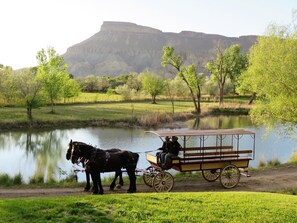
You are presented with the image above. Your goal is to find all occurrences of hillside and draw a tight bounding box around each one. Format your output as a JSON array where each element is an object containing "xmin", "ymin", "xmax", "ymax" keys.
[{"xmin": 63, "ymin": 21, "xmax": 258, "ymax": 77}]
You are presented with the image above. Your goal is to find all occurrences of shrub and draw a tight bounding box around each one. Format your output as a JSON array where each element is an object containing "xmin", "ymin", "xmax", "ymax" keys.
[
  {"xmin": 267, "ymin": 158, "xmax": 281, "ymax": 167},
  {"xmin": 288, "ymin": 149, "xmax": 297, "ymax": 164},
  {"xmin": 12, "ymin": 173, "xmax": 23, "ymax": 185},
  {"xmin": 29, "ymin": 175, "xmax": 44, "ymax": 184},
  {"xmin": 0, "ymin": 173, "xmax": 11, "ymax": 186}
]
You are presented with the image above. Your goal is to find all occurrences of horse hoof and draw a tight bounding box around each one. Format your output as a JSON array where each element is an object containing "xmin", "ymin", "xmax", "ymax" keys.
[
  {"xmin": 92, "ymin": 191, "xmax": 103, "ymax": 195},
  {"xmin": 84, "ymin": 188, "xmax": 90, "ymax": 192},
  {"xmin": 115, "ymin": 184, "xmax": 122, "ymax": 189}
]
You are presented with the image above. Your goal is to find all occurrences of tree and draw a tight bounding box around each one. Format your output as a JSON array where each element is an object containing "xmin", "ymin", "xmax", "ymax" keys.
[
  {"xmin": 0, "ymin": 65, "xmax": 17, "ymax": 104},
  {"xmin": 237, "ymin": 22, "xmax": 297, "ymax": 131},
  {"xmin": 126, "ymin": 72, "xmax": 142, "ymax": 92},
  {"xmin": 14, "ymin": 67, "xmax": 43, "ymax": 120},
  {"xmin": 36, "ymin": 47, "xmax": 70, "ymax": 113},
  {"xmin": 62, "ymin": 78, "xmax": 81, "ymax": 103},
  {"xmin": 164, "ymin": 77, "xmax": 187, "ymax": 115},
  {"xmin": 205, "ymin": 44, "xmax": 247, "ymax": 105},
  {"xmin": 140, "ymin": 71, "xmax": 164, "ymax": 104},
  {"xmin": 97, "ymin": 76, "xmax": 110, "ymax": 92},
  {"xmin": 182, "ymin": 64, "xmax": 204, "ymax": 113},
  {"xmin": 162, "ymin": 45, "xmax": 203, "ymax": 114},
  {"xmin": 115, "ymin": 84, "xmax": 136, "ymax": 100},
  {"xmin": 83, "ymin": 74, "xmax": 99, "ymax": 92}
]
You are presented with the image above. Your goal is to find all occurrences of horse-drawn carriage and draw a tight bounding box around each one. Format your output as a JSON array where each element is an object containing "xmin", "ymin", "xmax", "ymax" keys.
[{"xmin": 143, "ymin": 129, "xmax": 255, "ymax": 192}]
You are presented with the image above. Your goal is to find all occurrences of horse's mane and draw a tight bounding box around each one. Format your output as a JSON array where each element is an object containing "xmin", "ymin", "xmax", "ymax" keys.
[{"xmin": 73, "ymin": 141, "xmax": 98, "ymax": 149}]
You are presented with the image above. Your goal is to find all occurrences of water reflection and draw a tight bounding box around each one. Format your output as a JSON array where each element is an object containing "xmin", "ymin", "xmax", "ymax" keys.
[
  {"xmin": 0, "ymin": 115, "xmax": 296, "ymax": 183},
  {"xmin": 187, "ymin": 115, "xmax": 253, "ymax": 130}
]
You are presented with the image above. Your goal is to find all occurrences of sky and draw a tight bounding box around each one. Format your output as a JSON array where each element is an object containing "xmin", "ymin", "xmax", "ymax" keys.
[{"xmin": 0, "ymin": 0, "xmax": 296, "ymax": 69}]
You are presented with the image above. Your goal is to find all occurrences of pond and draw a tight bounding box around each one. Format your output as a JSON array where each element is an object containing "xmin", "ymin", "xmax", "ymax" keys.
[{"xmin": 0, "ymin": 115, "xmax": 296, "ymax": 183}]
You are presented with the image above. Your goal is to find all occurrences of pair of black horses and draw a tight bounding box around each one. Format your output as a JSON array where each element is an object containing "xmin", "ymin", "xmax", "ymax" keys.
[{"xmin": 66, "ymin": 140, "xmax": 139, "ymax": 195}]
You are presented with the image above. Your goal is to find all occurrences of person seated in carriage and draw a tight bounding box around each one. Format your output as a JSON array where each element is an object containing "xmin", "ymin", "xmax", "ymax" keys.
[
  {"xmin": 162, "ymin": 136, "xmax": 182, "ymax": 169},
  {"xmin": 156, "ymin": 136, "xmax": 171, "ymax": 165}
]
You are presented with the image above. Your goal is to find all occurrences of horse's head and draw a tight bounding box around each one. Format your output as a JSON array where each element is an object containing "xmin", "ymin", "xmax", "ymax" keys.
[
  {"xmin": 66, "ymin": 140, "xmax": 73, "ymax": 160},
  {"xmin": 67, "ymin": 140, "xmax": 81, "ymax": 164}
]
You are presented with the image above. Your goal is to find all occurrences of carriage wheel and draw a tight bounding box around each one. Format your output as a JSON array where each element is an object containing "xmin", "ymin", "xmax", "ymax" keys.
[
  {"xmin": 202, "ymin": 169, "xmax": 221, "ymax": 182},
  {"xmin": 153, "ymin": 172, "xmax": 174, "ymax": 192},
  {"xmin": 219, "ymin": 164, "xmax": 240, "ymax": 189},
  {"xmin": 143, "ymin": 173, "xmax": 154, "ymax": 187},
  {"xmin": 143, "ymin": 166, "xmax": 157, "ymax": 187}
]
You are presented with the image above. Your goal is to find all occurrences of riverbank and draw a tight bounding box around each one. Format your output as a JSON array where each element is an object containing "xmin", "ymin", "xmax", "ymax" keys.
[
  {"xmin": 0, "ymin": 101, "xmax": 251, "ymax": 131},
  {"xmin": 1, "ymin": 162, "xmax": 297, "ymax": 198}
]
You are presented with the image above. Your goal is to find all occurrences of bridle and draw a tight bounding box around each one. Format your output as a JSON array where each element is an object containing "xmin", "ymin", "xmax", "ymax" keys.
[{"xmin": 70, "ymin": 142, "xmax": 81, "ymax": 164}]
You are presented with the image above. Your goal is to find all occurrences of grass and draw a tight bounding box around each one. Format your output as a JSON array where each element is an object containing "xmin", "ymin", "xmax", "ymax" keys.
[
  {"xmin": 0, "ymin": 98, "xmax": 252, "ymax": 130},
  {"xmin": 0, "ymin": 100, "xmax": 195, "ymax": 129},
  {"xmin": 256, "ymin": 158, "xmax": 282, "ymax": 169},
  {"xmin": 0, "ymin": 192, "xmax": 297, "ymax": 222}
]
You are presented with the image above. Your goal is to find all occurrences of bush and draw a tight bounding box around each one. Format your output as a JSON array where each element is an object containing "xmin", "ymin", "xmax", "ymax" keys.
[
  {"xmin": 267, "ymin": 158, "xmax": 281, "ymax": 167},
  {"xmin": 13, "ymin": 173, "xmax": 23, "ymax": 185},
  {"xmin": 0, "ymin": 173, "xmax": 11, "ymax": 186},
  {"xmin": 0, "ymin": 173, "xmax": 23, "ymax": 186},
  {"xmin": 29, "ymin": 175, "xmax": 44, "ymax": 184}
]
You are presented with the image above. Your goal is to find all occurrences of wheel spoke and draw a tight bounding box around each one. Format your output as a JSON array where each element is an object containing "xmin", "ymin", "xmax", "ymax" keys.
[
  {"xmin": 220, "ymin": 164, "xmax": 240, "ymax": 189},
  {"xmin": 153, "ymin": 172, "xmax": 174, "ymax": 192},
  {"xmin": 202, "ymin": 169, "xmax": 221, "ymax": 182},
  {"xmin": 143, "ymin": 173, "xmax": 154, "ymax": 187}
]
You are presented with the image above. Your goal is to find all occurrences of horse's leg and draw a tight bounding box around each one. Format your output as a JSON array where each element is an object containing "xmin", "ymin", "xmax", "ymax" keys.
[
  {"xmin": 126, "ymin": 167, "xmax": 137, "ymax": 193},
  {"xmin": 112, "ymin": 170, "xmax": 124, "ymax": 189},
  {"xmin": 84, "ymin": 170, "xmax": 91, "ymax": 191},
  {"xmin": 118, "ymin": 170, "xmax": 124, "ymax": 187},
  {"xmin": 90, "ymin": 171, "xmax": 99, "ymax": 194},
  {"xmin": 109, "ymin": 171, "xmax": 117, "ymax": 191},
  {"xmin": 97, "ymin": 172, "xmax": 104, "ymax": 195}
]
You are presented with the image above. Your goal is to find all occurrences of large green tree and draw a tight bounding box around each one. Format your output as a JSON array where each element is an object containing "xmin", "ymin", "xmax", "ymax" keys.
[
  {"xmin": 205, "ymin": 44, "xmax": 247, "ymax": 105},
  {"xmin": 162, "ymin": 46, "xmax": 203, "ymax": 114},
  {"xmin": 238, "ymin": 23, "xmax": 297, "ymax": 131},
  {"xmin": 140, "ymin": 71, "xmax": 164, "ymax": 104},
  {"xmin": 14, "ymin": 67, "xmax": 43, "ymax": 119},
  {"xmin": 36, "ymin": 47, "xmax": 70, "ymax": 113}
]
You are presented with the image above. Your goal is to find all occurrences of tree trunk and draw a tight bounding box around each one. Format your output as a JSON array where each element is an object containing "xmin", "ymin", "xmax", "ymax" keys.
[
  {"xmin": 180, "ymin": 74, "xmax": 199, "ymax": 114},
  {"xmin": 219, "ymin": 83, "xmax": 224, "ymax": 105},
  {"xmin": 249, "ymin": 92, "xmax": 256, "ymax": 105},
  {"xmin": 152, "ymin": 95, "xmax": 157, "ymax": 104},
  {"xmin": 196, "ymin": 87, "xmax": 201, "ymax": 114},
  {"xmin": 27, "ymin": 106, "xmax": 32, "ymax": 120},
  {"xmin": 170, "ymin": 97, "xmax": 175, "ymax": 115},
  {"xmin": 50, "ymin": 100, "xmax": 55, "ymax": 113}
]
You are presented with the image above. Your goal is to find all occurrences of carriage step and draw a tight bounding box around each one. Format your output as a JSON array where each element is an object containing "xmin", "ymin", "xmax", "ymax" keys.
[{"xmin": 240, "ymin": 171, "xmax": 251, "ymax": 177}]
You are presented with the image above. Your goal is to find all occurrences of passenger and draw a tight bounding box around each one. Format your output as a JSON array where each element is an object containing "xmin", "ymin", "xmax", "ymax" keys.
[
  {"xmin": 156, "ymin": 136, "xmax": 171, "ymax": 165},
  {"xmin": 163, "ymin": 136, "xmax": 181, "ymax": 169}
]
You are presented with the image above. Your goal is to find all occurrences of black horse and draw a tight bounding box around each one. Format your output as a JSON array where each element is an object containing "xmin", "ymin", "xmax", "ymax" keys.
[
  {"xmin": 66, "ymin": 140, "xmax": 124, "ymax": 191},
  {"xmin": 68, "ymin": 140, "xmax": 139, "ymax": 194}
]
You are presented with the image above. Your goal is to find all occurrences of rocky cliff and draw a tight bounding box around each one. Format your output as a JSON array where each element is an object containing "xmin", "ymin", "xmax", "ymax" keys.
[{"xmin": 63, "ymin": 21, "xmax": 258, "ymax": 77}]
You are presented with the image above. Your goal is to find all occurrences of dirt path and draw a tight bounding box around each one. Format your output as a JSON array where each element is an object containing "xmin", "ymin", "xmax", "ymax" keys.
[{"xmin": 1, "ymin": 164, "xmax": 297, "ymax": 198}]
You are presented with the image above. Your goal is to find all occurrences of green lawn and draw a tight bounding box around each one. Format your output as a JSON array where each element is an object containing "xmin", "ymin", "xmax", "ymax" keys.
[
  {"xmin": 1, "ymin": 192, "xmax": 296, "ymax": 223},
  {"xmin": 0, "ymin": 97, "xmax": 251, "ymax": 129},
  {"xmin": 0, "ymin": 100, "xmax": 196, "ymax": 128}
]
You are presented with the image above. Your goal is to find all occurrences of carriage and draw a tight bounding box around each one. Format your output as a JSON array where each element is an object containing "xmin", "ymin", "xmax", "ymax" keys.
[{"xmin": 143, "ymin": 129, "xmax": 255, "ymax": 192}]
